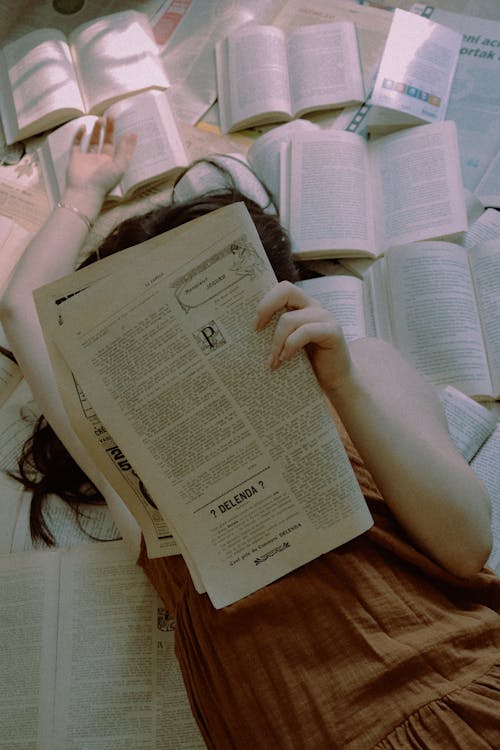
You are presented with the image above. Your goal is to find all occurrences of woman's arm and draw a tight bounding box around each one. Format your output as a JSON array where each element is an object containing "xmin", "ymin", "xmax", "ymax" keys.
[
  {"xmin": 255, "ymin": 281, "xmax": 492, "ymax": 578},
  {"xmin": 0, "ymin": 118, "xmax": 140, "ymax": 545}
]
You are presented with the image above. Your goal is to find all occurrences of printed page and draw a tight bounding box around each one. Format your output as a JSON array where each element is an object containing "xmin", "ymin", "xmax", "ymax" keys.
[
  {"xmin": 370, "ymin": 121, "xmax": 467, "ymax": 249},
  {"xmin": 296, "ymin": 275, "xmax": 367, "ymax": 341},
  {"xmin": 53, "ymin": 542, "xmax": 156, "ymax": 750},
  {"xmin": 34, "ymin": 244, "xmax": 179, "ymax": 561},
  {"xmin": 371, "ymin": 9, "xmax": 461, "ymax": 123},
  {"xmin": 471, "ymin": 425, "xmax": 500, "ymax": 573},
  {"xmin": 217, "ymin": 24, "xmax": 291, "ymax": 133},
  {"xmin": 0, "ymin": 347, "xmax": 22, "ymax": 406},
  {"xmin": 460, "ymin": 208, "xmax": 500, "ymax": 250},
  {"xmin": 438, "ymin": 384, "xmax": 497, "ymax": 461},
  {"xmin": 411, "ymin": 5, "xmax": 500, "ymax": 191},
  {"xmin": 174, "ymin": 153, "xmax": 271, "ymax": 210},
  {"xmin": 12, "ymin": 492, "xmax": 121, "ymax": 552},
  {"xmin": 70, "ymin": 10, "xmax": 170, "ymax": 115},
  {"xmin": 151, "ymin": 597, "xmax": 206, "ymax": 747},
  {"xmin": 37, "ymin": 115, "xmax": 101, "ymax": 208},
  {"xmin": 384, "ymin": 241, "xmax": 492, "ymax": 396},
  {"xmin": 469, "ymin": 240, "xmax": 500, "ymax": 396},
  {"xmin": 0, "ymin": 378, "xmax": 36, "ymax": 553},
  {"xmin": 247, "ymin": 118, "xmax": 319, "ymax": 204},
  {"xmin": 474, "ymin": 149, "xmax": 500, "ymax": 208},
  {"xmin": 54, "ymin": 203, "xmax": 372, "ymax": 608},
  {"xmin": 287, "ymin": 21, "xmax": 364, "ymax": 116},
  {"xmin": 109, "ymin": 90, "xmax": 188, "ymax": 196},
  {"xmin": 272, "ymin": 0, "xmax": 393, "ymax": 90},
  {"xmin": 0, "ymin": 153, "xmax": 50, "ymax": 233},
  {"xmin": 284, "ymin": 131, "xmax": 376, "ymax": 258},
  {"xmin": 0, "ymin": 215, "xmax": 31, "ymax": 298},
  {"xmin": 0, "ymin": 29, "xmax": 85, "ymax": 143},
  {"xmin": 0, "ymin": 549, "xmax": 60, "ymax": 748}
]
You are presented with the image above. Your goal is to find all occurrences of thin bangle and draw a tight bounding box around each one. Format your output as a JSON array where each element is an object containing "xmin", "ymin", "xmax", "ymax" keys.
[{"xmin": 56, "ymin": 201, "xmax": 94, "ymax": 231}]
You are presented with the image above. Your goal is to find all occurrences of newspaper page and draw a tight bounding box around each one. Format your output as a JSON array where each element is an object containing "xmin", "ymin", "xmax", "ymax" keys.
[
  {"xmin": 52, "ymin": 202, "xmax": 372, "ymax": 608},
  {"xmin": 34, "ymin": 240, "xmax": 181, "ymax": 560},
  {"xmin": 411, "ymin": 4, "xmax": 500, "ymax": 190}
]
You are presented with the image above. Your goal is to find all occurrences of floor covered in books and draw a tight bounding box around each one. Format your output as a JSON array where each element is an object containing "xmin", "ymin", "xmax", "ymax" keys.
[{"xmin": 0, "ymin": 1, "xmax": 500, "ymax": 747}]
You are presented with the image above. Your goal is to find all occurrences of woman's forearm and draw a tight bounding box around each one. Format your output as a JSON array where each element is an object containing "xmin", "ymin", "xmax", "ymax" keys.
[{"xmin": 327, "ymin": 338, "xmax": 492, "ymax": 577}]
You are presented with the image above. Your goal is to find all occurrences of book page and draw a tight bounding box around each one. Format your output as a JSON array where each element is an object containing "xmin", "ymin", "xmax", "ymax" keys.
[
  {"xmin": 1, "ymin": 29, "xmax": 85, "ymax": 143},
  {"xmin": 285, "ymin": 131, "xmax": 376, "ymax": 257},
  {"xmin": 470, "ymin": 425, "xmax": 500, "ymax": 573},
  {"xmin": 0, "ymin": 215, "xmax": 31, "ymax": 298},
  {"xmin": 70, "ymin": 10, "xmax": 170, "ymax": 115},
  {"xmin": 384, "ymin": 241, "xmax": 492, "ymax": 396},
  {"xmin": 296, "ymin": 275, "xmax": 367, "ymax": 341},
  {"xmin": 218, "ymin": 24, "xmax": 291, "ymax": 133},
  {"xmin": 438, "ymin": 384, "xmax": 497, "ymax": 461},
  {"xmin": 469, "ymin": 240, "xmax": 500, "ymax": 396},
  {"xmin": 247, "ymin": 118, "xmax": 319, "ymax": 204},
  {"xmin": 37, "ymin": 115, "xmax": 101, "ymax": 207},
  {"xmin": 474, "ymin": 149, "xmax": 500, "ymax": 208},
  {"xmin": 371, "ymin": 9, "xmax": 461, "ymax": 123},
  {"xmin": 370, "ymin": 121, "xmax": 467, "ymax": 249},
  {"xmin": 151, "ymin": 597, "xmax": 205, "ymax": 747},
  {"xmin": 460, "ymin": 208, "xmax": 500, "ymax": 250},
  {"xmin": 287, "ymin": 21, "xmax": 364, "ymax": 117},
  {"xmin": 272, "ymin": 0, "xmax": 392, "ymax": 90},
  {"xmin": 0, "ymin": 346, "xmax": 22, "ymax": 406},
  {"xmin": 173, "ymin": 153, "xmax": 271, "ymax": 210},
  {"xmin": 109, "ymin": 90, "xmax": 188, "ymax": 197},
  {"xmin": 53, "ymin": 542, "xmax": 157, "ymax": 749},
  {"xmin": 0, "ymin": 549, "xmax": 60, "ymax": 747},
  {"xmin": 54, "ymin": 203, "xmax": 372, "ymax": 608},
  {"xmin": 0, "ymin": 378, "xmax": 36, "ymax": 553}
]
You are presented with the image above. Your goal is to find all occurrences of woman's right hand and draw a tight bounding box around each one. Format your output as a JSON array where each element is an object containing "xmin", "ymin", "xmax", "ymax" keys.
[{"xmin": 64, "ymin": 116, "xmax": 137, "ymax": 214}]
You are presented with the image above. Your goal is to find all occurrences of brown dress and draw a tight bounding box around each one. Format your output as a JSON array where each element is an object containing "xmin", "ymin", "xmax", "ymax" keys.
[{"xmin": 138, "ymin": 412, "xmax": 500, "ymax": 749}]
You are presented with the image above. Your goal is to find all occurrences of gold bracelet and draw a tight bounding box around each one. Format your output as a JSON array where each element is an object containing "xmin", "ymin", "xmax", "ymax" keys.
[{"xmin": 56, "ymin": 201, "xmax": 93, "ymax": 231}]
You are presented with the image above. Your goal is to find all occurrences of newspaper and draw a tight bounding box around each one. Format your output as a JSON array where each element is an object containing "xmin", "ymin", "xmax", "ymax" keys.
[{"xmin": 43, "ymin": 202, "xmax": 372, "ymax": 608}]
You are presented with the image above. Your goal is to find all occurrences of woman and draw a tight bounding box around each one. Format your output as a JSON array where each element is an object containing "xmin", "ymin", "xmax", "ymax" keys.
[{"xmin": 2, "ymin": 118, "xmax": 499, "ymax": 748}]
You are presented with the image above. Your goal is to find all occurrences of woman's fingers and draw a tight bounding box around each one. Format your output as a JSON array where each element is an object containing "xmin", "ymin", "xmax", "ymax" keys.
[
  {"xmin": 101, "ymin": 116, "xmax": 115, "ymax": 154},
  {"xmin": 114, "ymin": 131, "xmax": 137, "ymax": 170},
  {"xmin": 88, "ymin": 118, "xmax": 103, "ymax": 150},
  {"xmin": 71, "ymin": 126, "xmax": 86, "ymax": 150},
  {"xmin": 268, "ymin": 306, "xmax": 335, "ymax": 368},
  {"xmin": 254, "ymin": 280, "xmax": 320, "ymax": 331}
]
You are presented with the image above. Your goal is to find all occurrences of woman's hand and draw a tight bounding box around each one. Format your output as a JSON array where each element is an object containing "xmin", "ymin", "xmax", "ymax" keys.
[
  {"xmin": 64, "ymin": 116, "xmax": 137, "ymax": 216},
  {"xmin": 254, "ymin": 280, "xmax": 354, "ymax": 394}
]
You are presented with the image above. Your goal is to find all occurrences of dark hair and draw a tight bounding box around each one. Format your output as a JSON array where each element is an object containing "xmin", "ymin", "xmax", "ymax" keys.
[{"xmin": 12, "ymin": 175, "xmax": 301, "ymax": 545}]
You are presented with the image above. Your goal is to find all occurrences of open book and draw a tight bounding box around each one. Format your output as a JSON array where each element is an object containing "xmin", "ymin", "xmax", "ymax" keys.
[
  {"xmin": 0, "ymin": 10, "xmax": 169, "ymax": 145},
  {"xmin": 38, "ymin": 90, "xmax": 189, "ymax": 207},
  {"xmin": 36, "ymin": 203, "xmax": 372, "ymax": 608},
  {"xmin": 0, "ymin": 541, "xmax": 205, "ymax": 748},
  {"xmin": 216, "ymin": 21, "xmax": 365, "ymax": 133},
  {"xmin": 438, "ymin": 385, "xmax": 500, "ymax": 573},
  {"xmin": 297, "ymin": 238, "xmax": 500, "ymax": 400},
  {"xmin": 368, "ymin": 9, "xmax": 461, "ymax": 128},
  {"xmin": 280, "ymin": 120, "xmax": 467, "ymax": 259}
]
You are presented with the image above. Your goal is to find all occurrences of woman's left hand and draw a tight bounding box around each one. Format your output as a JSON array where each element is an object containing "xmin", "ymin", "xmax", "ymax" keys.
[{"xmin": 254, "ymin": 280, "xmax": 354, "ymax": 394}]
